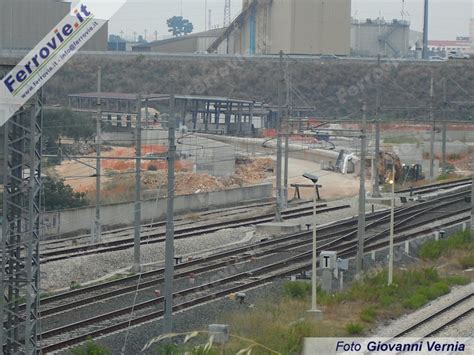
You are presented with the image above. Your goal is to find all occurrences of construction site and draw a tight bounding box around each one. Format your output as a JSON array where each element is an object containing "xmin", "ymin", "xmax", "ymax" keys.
[{"xmin": 0, "ymin": 0, "xmax": 473, "ymax": 354}]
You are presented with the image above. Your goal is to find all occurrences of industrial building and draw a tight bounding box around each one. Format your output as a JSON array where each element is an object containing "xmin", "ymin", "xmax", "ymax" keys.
[
  {"xmin": 0, "ymin": 0, "xmax": 107, "ymax": 51},
  {"xmin": 214, "ymin": 0, "xmax": 352, "ymax": 56},
  {"xmin": 132, "ymin": 28, "xmax": 228, "ymax": 54},
  {"xmin": 351, "ymin": 18, "xmax": 410, "ymax": 57},
  {"xmin": 138, "ymin": 0, "xmax": 351, "ymax": 56},
  {"xmin": 428, "ymin": 38, "xmax": 471, "ymax": 54}
]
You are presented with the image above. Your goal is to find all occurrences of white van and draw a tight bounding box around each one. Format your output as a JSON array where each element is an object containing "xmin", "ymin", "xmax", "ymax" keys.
[{"xmin": 448, "ymin": 50, "xmax": 470, "ymax": 59}]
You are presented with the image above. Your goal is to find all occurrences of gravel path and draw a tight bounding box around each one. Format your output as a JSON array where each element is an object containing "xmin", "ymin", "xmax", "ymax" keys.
[
  {"xmin": 41, "ymin": 227, "xmax": 256, "ymax": 292},
  {"xmin": 372, "ymin": 283, "xmax": 474, "ymax": 337}
]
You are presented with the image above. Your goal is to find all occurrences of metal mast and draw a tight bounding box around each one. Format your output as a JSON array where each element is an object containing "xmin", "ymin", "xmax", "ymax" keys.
[
  {"xmin": 224, "ymin": 0, "xmax": 231, "ymax": 27},
  {"xmin": 422, "ymin": 0, "xmax": 429, "ymax": 59},
  {"xmin": 1, "ymin": 92, "xmax": 43, "ymax": 354}
]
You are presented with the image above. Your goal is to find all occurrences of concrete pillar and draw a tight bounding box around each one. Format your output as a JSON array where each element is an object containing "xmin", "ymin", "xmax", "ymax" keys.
[
  {"xmin": 321, "ymin": 269, "xmax": 333, "ymax": 292},
  {"xmin": 205, "ymin": 101, "xmax": 210, "ymax": 132},
  {"xmin": 216, "ymin": 102, "xmax": 221, "ymax": 129},
  {"xmin": 192, "ymin": 100, "xmax": 198, "ymax": 130},
  {"xmin": 182, "ymin": 99, "xmax": 188, "ymax": 127}
]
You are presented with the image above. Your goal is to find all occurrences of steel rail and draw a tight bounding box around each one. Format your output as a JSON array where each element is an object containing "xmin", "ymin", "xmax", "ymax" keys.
[{"xmin": 40, "ymin": 212, "xmax": 471, "ymax": 353}]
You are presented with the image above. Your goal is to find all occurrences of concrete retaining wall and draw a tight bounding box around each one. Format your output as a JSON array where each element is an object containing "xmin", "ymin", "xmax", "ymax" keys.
[
  {"xmin": 200, "ymin": 134, "xmax": 341, "ymax": 164},
  {"xmin": 42, "ymin": 183, "xmax": 273, "ymax": 237}
]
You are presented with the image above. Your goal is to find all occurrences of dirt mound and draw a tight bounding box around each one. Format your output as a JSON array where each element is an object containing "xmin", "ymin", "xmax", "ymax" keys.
[{"xmin": 235, "ymin": 157, "xmax": 274, "ymax": 183}]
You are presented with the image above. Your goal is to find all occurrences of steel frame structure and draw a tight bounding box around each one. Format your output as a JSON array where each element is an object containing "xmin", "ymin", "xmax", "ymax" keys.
[{"xmin": 1, "ymin": 92, "xmax": 43, "ymax": 354}]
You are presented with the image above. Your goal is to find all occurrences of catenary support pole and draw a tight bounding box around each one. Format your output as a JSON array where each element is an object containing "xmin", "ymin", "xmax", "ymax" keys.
[
  {"xmin": 429, "ymin": 75, "xmax": 435, "ymax": 180},
  {"xmin": 388, "ymin": 160, "xmax": 395, "ymax": 285},
  {"xmin": 311, "ymin": 182, "xmax": 317, "ymax": 310},
  {"xmin": 94, "ymin": 66, "xmax": 102, "ymax": 242},
  {"xmin": 283, "ymin": 62, "xmax": 291, "ymax": 209},
  {"xmin": 442, "ymin": 75, "xmax": 447, "ymax": 175},
  {"xmin": 372, "ymin": 55, "xmax": 382, "ymax": 198},
  {"xmin": 356, "ymin": 102, "xmax": 368, "ymax": 275},
  {"xmin": 163, "ymin": 93, "xmax": 176, "ymax": 335},
  {"xmin": 133, "ymin": 96, "xmax": 142, "ymax": 272},
  {"xmin": 275, "ymin": 51, "xmax": 284, "ymax": 221},
  {"xmin": 422, "ymin": 0, "xmax": 429, "ymax": 59}
]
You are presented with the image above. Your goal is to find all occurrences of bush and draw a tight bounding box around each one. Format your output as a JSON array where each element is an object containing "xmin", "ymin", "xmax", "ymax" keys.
[
  {"xmin": 360, "ymin": 307, "xmax": 377, "ymax": 323},
  {"xmin": 403, "ymin": 293, "xmax": 428, "ymax": 309},
  {"xmin": 445, "ymin": 275, "xmax": 470, "ymax": 286},
  {"xmin": 72, "ymin": 340, "xmax": 109, "ymax": 355},
  {"xmin": 43, "ymin": 176, "xmax": 89, "ymax": 211},
  {"xmin": 459, "ymin": 255, "xmax": 474, "ymax": 269},
  {"xmin": 436, "ymin": 173, "xmax": 450, "ymax": 181},
  {"xmin": 345, "ymin": 322, "xmax": 364, "ymax": 335},
  {"xmin": 419, "ymin": 240, "xmax": 443, "ymax": 259},
  {"xmin": 282, "ymin": 281, "xmax": 311, "ymax": 299},
  {"xmin": 284, "ymin": 320, "xmax": 315, "ymax": 354},
  {"xmin": 418, "ymin": 282, "xmax": 449, "ymax": 301},
  {"xmin": 419, "ymin": 231, "xmax": 472, "ymax": 260}
]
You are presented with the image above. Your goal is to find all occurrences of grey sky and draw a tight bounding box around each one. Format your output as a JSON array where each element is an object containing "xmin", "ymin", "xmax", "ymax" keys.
[{"xmin": 107, "ymin": 0, "xmax": 473, "ymax": 41}]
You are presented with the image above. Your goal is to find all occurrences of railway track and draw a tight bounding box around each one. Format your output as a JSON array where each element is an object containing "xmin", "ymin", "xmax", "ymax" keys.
[
  {"xmin": 38, "ymin": 203, "xmax": 350, "ymax": 263},
  {"xmin": 39, "ymin": 177, "xmax": 474, "ymax": 263},
  {"xmin": 40, "ymin": 197, "xmax": 279, "ymax": 244},
  {"xmin": 397, "ymin": 178, "xmax": 472, "ymax": 196},
  {"xmin": 389, "ymin": 290, "xmax": 473, "ymax": 338},
  {"xmin": 38, "ymin": 178, "xmax": 473, "ymax": 264},
  {"xmin": 35, "ymin": 191, "xmax": 471, "ymax": 352},
  {"xmin": 33, "ymin": 190, "xmax": 468, "ymax": 313},
  {"xmin": 40, "ymin": 213, "xmax": 471, "ymax": 353}
]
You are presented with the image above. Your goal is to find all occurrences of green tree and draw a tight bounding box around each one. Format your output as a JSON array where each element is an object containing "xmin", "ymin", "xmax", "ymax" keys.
[
  {"xmin": 43, "ymin": 108, "xmax": 95, "ymax": 149},
  {"xmin": 43, "ymin": 177, "xmax": 89, "ymax": 211},
  {"xmin": 167, "ymin": 16, "xmax": 194, "ymax": 37}
]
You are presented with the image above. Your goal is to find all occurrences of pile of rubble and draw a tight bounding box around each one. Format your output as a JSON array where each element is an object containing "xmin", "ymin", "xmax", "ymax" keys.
[
  {"xmin": 235, "ymin": 157, "xmax": 274, "ymax": 183},
  {"xmin": 142, "ymin": 157, "xmax": 274, "ymax": 195},
  {"xmin": 175, "ymin": 173, "xmax": 228, "ymax": 194}
]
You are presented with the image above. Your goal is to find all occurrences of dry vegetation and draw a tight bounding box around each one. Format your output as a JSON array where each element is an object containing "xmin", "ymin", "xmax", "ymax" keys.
[
  {"xmin": 44, "ymin": 57, "xmax": 474, "ymax": 120},
  {"xmin": 209, "ymin": 231, "xmax": 473, "ymax": 354}
]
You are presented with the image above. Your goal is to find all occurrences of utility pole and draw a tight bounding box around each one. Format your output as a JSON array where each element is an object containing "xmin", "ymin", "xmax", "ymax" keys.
[
  {"xmin": 356, "ymin": 102, "xmax": 368, "ymax": 275},
  {"xmin": 283, "ymin": 62, "xmax": 290, "ymax": 209},
  {"xmin": 441, "ymin": 74, "xmax": 448, "ymax": 175},
  {"xmin": 205, "ymin": 0, "xmax": 208, "ymax": 31},
  {"xmin": 94, "ymin": 66, "xmax": 102, "ymax": 243},
  {"xmin": 133, "ymin": 96, "xmax": 142, "ymax": 273},
  {"xmin": 208, "ymin": 9, "xmax": 212, "ymax": 31},
  {"xmin": 388, "ymin": 159, "xmax": 395, "ymax": 285},
  {"xmin": 163, "ymin": 93, "xmax": 176, "ymax": 336},
  {"xmin": 372, "ymin": 55, "xmax": 382, "ymax": 198},
  {"xmin": 275, "ymin": 51, "xmax": 284, "ymax": 221},
  {"xmin": 422, "ymin": 0, "xmax": 429, "ymax": 59},
  {"xmin": 429, "ymin": 75, "xmax": 435, "ymax": 180}
]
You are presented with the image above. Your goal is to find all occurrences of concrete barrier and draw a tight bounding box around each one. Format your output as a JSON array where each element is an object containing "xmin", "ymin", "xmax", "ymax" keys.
[
  {"xmin": 200, "ymin": 134, "xmax": 341, "ymax": 164},
  {"xmin": 41, "ymin": 183, "xmax": 273, "ymax": 237}
]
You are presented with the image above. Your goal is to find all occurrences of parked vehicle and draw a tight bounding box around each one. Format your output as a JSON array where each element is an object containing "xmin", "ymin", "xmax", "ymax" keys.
[
  {"xmin": 448, "ymin": 50, "xmax": 470, "ymax": 59},
  {"xmin": 429, "ymin": 55, "xmax": 447, "ymax": 62},
  {"xmin": 320, "ymin": 54, "xmax": 340, "ymax": 61}
]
